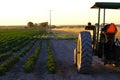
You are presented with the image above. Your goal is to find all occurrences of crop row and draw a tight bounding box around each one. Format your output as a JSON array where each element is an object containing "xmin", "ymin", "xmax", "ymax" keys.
[
  {"xmin": 19, "ymin": 39, "xmax": 36, "ymax": 57},
  {"xmin": 46, "ymin": 39, "xmax": 56, "ymax": 73},
  {"xmin": 0, "ymin": 38, "xmax": 37, "ymax": 65},
  {"xmin": 11, "ymin": 38, "xmax": 32, "ymax": 52},
  {"xmin": 0, "ymin": 38, "xmax": 38, "ymax": 76},
  {"xmin": 0, "ymin": 52, "xmax": 13, "ymax": 62},
  {"xmin": 0, "ymin": 29, "xmax": 46, "ymax": 75},
  {"xmin": 0, "ymin": 29, "xmax": 45, "ymax": 53},
  {"xmin": 0, "ymin": 56, "xmax": 19, "ymax": 75},
  {"xmin": 24, "ymin": 40, "xmax": 42, "ymax": 73}
]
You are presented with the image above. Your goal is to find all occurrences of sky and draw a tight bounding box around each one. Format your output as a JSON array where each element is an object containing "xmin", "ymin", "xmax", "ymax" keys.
[{"xmin": 0, "ymin": 0, "xmax": 120, "ymax": 26}]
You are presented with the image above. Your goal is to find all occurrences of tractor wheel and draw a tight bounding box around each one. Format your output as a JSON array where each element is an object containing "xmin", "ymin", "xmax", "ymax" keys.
[
  {"xmin": 76, "ymin": 31, "xmax": 93, "ymax": 73},
  {"xmin": 74, "ymin": 48, "xmax": 77, "ymax": 66}
]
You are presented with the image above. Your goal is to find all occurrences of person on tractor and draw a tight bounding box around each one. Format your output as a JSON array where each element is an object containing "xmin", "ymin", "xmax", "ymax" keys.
[
  {"xmin": 102, "ymin": 23, "xmax": 117, "ymax": 43},
  {"xmin": 85, "ymin": 22, "xmax": 95, "ymax": 30},
  {"xmin": 101, "ymin": 23, "xmax": 118, "ymax": 63},
  {"xmin": 85, "ymin": 22, "xmax": 96, "ymax": 48}
]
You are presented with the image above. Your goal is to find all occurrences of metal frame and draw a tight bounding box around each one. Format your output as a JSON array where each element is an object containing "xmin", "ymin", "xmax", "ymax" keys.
[{"xmin": 91, "ymin": 2, "xmax": 120, "ymax": 52}]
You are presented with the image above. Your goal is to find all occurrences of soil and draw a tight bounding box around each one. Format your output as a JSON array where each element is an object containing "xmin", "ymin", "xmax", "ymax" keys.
[{"xmin": 0, "ymin": 31, "xmax": 120, "ymax": 80}]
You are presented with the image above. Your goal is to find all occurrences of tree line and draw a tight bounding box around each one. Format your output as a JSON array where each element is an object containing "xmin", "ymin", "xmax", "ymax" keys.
[{"xmin": 27, "ymin": 22, "xmax": 48, "ymax": 28}]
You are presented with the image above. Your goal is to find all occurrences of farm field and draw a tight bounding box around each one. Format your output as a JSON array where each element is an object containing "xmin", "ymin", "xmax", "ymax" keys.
[
  {"xmin": 52, "ymin": 27, "xmax": 120, "ymax": 39},
  {"xmin": 0, "ymin": 28, "xmax": 120, "ymax": 80}
]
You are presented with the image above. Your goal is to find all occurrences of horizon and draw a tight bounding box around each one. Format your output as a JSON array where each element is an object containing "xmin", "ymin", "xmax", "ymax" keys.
[
  {"xmin": 1, "ymin": 23, "xmax": 120, "ymax": 26},
  {"xmin": 0, "ymin": 0, "xmax": 120, "ymax": 26}
]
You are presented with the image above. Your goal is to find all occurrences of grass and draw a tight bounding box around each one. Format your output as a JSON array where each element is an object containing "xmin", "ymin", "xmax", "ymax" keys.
[
  {"xmin": 115, "ymin": 28, "xmax": 120, "ymax": 39},
  {"xmin": 0, "ymin": 26, "xmax": 25, "ymax": 29},
  {"xmin": 52, "ymin": 27, "xmax": 84, "ymax": 34},
  {"xmin": 52, "ymin": 27, "xmax": 120, "ymax": 39},
  {"xmin": 48, "ymin": 31, "xmax": 77, "ymax": 40},
  {"xmin": 55, "ymin": 33, "xmax": 76, "ymax": 39}
]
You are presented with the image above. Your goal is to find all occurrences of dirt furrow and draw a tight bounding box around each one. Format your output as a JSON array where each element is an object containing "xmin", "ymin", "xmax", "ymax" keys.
[
  {"xmin": 50, "ymin": 39, "xmax": 77, "ymax": 75},
  {"xmin": 33, "ymin": 40, "xmax": 48, "ymax": 79},
  {"xmin": 49, "ymin": 39, "xmax": 120, "ymax": 80}
]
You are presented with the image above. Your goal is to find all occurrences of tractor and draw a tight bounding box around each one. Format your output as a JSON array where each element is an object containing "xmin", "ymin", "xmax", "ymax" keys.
[{"xmin": 74, "ymin": 2, "xmax": 120, "ymax": 73}]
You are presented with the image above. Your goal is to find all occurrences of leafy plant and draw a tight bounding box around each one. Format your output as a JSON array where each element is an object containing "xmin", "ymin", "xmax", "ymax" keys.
[
  {"xmin": 0, "ymin": 52, "xmax": 13, "ymax": 62},
  {"xmin": 0, "ymin": 29, "xmax": 46, "ymax": 53},
  {"xmin": 46, "ymin": 40, "xmax": 56, "ymax": 73},
  {"xmin": 24, "ymin": 40, "xmax": 42, "ymax": 73},
  {"xmin": 0, "ymin": 56, "xmax": 19, "ymax": 75}
]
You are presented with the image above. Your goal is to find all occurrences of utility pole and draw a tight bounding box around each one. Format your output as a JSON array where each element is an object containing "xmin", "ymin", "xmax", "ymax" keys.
[{"xmin": 49, "ymin": 10, "xmax": 52, "ymax": 31}]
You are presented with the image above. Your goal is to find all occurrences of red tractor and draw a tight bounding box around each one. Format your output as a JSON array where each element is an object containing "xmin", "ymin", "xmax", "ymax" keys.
[{"xmin": 74, "ymin": 2, "xmax": 120, "ymax": 73}]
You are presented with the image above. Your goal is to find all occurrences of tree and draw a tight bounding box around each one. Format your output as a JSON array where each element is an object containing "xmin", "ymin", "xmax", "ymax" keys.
[
  {"xmin": 27, "ymin": 22, "xmax": 34, "ymax": 27},
  {"xmin": 34, "ymin": 23, "xmax": 38, "ymax": 27},
  {"xmin": 40, "ymin": 22, "xmax": 48, "ymax": 27}
]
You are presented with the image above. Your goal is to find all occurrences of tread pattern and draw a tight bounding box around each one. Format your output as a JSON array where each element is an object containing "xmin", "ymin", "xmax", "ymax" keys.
[{"xmin": 77, "ymin": 31, "xmax": 93, "ymax": 73}]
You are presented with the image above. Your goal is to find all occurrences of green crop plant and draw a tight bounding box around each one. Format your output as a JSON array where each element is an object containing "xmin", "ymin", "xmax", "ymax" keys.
[
  {"xmin": 0, "ymin": 52, "xmax": 13, "ymax": 62},
  {"xmin": 46, "ymin": 39, "xmax": 56, "ymax": 73},
  {"xmin": 0, "ymin": 29, "xmax": 46, "ymax": 53},
  {"xmin": 0, "ymin": 56, "xmax": 19, "ymax": 75},
  {"xmin": 24, "ymin": 40, "xmax": 42, "ymax": 73},
  {"xmin": 19, "ymin": 39, "xmax": 36, "ymax": 57}
]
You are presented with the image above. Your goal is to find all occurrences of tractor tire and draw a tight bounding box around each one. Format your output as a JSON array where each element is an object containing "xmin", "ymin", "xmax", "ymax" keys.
[
  {"xmin": 76, "ymin": 31, "xmax": 93, "ymax": 73},
  {"xmin": 74, "ymin": 48, "xmax": 77, "ymax": 66}
]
